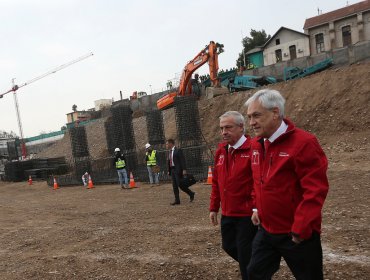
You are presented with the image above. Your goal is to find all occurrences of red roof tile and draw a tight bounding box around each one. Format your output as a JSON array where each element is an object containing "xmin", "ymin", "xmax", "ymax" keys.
[{"xmin": 304, "ymin": 0, "xmax": 370, "ymax": 29}]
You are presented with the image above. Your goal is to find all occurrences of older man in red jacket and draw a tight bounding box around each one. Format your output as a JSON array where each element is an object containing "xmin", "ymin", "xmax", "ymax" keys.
[
  {"xmin": 245, "ymin": 89, "xmax": 329, "ymax": 280},
  {"xmin": 209, "ymin": 111, "xmax": 257, "ymax": 280}
]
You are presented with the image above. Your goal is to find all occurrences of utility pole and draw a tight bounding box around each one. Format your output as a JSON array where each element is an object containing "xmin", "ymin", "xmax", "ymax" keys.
[{"xmin": 241, "ymin": 30, "xmax": 246, "ymax": 68}]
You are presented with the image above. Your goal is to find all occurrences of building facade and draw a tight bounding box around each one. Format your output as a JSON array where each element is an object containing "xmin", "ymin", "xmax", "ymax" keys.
[
  {"xmin": 245, "ymin": 47, "xmax": 264, "ymax": 68},
  {"xmin": 304, "ymin": 0, "xmax": 370, "ymax": 55},
  {"xmin": 263, "ymin": 27, "xmax": 310, "ymax": 66}
]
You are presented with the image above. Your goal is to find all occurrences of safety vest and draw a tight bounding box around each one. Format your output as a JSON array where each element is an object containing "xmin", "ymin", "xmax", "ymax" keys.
[
  {"xmin": 116, "ymin": 158, "xmax": 126, "ymax": 169},
  {"xmin": 146, "ymin": 150, "xmax": 157, "ymax": 166}
]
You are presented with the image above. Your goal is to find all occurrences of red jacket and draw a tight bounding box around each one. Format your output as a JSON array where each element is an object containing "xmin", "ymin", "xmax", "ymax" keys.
[
  {"xmin": 209, "ymin": 136, "xmax": 254, "ymax": 217},
  {"xmin": 251, "ymin": 119, "xmax": 329, "ymax": 239}
]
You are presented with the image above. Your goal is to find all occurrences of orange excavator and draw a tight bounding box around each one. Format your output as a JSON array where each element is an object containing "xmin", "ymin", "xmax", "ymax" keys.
[{"xmin": 157, "ymin": 41, "xmax": 225, "ymax": 110}]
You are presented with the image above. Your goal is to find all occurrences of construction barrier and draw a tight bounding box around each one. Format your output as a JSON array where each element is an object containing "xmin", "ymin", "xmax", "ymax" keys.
[
  {"xmin": 129, "ymin": 172, "xmax": 136, "ymax": 188},
  {"xmin": 53, "ymin": 177, "xmax": 59, "ymax": 190},
  {"xmin": 204, "ymin": 166, "xmax": 213, "ymax": 185},
  {"xmin": 87, "ymin": 174, "xmax": 94, "ymax": 189}
]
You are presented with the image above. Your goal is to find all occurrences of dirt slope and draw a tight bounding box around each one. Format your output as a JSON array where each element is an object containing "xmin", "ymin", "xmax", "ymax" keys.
[
  {"xmin": 198, "ymin": 61, "xmax": 370, "ymax": 148},
  {"xmin": 37, "ymin": 61, "xmax": 370, "ymax": 161}
]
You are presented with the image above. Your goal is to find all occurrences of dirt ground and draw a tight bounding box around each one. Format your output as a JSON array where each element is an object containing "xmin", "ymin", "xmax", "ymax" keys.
[
  {"xmin": 0, "ymin": 149, "xmax": 369, "ymax": 280},
  {"xmin": 3, "ymin": 61, "xmax": 370, "ymax": 279}
]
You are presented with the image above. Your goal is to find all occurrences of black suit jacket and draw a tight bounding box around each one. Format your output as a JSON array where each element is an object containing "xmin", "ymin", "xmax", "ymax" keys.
[{"xmin": 168, "ymin": 147, "xmax": 186, "ymax": 176}]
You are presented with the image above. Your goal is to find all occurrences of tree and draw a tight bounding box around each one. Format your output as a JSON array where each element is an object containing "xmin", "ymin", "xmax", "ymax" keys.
[
  {"xmin": 236, "ymin": 29, "xmax": 271, "ymax": 68},
  {"xmin": 72, "ymin": 104, "xmax": 77, "ymax": 112}
]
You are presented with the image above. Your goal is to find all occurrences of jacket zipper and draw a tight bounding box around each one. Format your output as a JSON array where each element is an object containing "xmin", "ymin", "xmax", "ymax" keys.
[{"xmin": 266, "ymin": 153, "xmax": 273, "ymax": 178}]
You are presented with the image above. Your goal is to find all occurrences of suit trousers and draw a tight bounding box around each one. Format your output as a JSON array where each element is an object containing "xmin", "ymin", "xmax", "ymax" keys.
[
  {"xmin": 221, "ymin": 215, "xmax": 257, "ymax": 280},
  {"xmin": 170, "ymin": 167, "xmax": 193, "ymax": 203},
  {"xmin": 247, "ymin": 226, "xmax": 323, "ymax": 280}
]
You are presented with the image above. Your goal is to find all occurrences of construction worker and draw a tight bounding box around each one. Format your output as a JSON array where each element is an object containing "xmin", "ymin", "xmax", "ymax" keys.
[
  {"xmin": 145, "ymin": 143, "xmax": 160, "ymax": 186},
  {"xmin": 81, "ymin": 172, "xmax": 89, "ymax": 187},
  {"xmin": 113, "ymin": 148, "xmax": 128, "ymax": 189}
]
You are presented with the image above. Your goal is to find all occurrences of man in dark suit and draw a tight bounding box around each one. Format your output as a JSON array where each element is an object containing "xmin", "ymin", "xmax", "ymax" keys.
[{"xmin": 166, "ymin": 139, "xmax": 195, "ymax": 205}]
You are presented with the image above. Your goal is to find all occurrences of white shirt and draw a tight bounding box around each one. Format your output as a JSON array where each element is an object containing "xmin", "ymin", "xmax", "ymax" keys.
[
  {"xmin": 229, "ymin": 135, "xmax": 247, "ymax": 150},
  {"xmin": 170, "ymin": 147, "xmax": 175, "ymax": 167},
  {"xmin": 265, "ymin": 120, "xmax": 288, "ymax": 143}
]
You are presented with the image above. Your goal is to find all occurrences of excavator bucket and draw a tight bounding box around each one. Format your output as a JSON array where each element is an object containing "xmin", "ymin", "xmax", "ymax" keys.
[
  {"xmin": 157, "ymin": 92, "xmax": 177, "ymax": 110},
  {"xmin": 205, "ymin": 86, "xmax": 229, "ymax": 99}
]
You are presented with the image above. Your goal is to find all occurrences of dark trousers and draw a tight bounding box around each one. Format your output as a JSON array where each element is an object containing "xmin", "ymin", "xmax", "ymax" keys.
[
  {"xmin": 171, "ymin": 168, "xmax": 193, "ymax": 203},
  {"xmin": 221, "ymin": 215, "xmax": 257, "ymax": 280},
  {"xmin": 247, "ymin": 227, "xmax": 323, "ymax": 280}
]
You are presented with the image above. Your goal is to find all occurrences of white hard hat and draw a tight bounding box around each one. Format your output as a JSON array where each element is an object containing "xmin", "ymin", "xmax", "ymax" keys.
[
  {"xmin": 145, "ymin": 143, "xmax": 151, "ymax": 149},
  {"xmin": 114, "ymin": 148, "xmax": 120, "ymax": 152}
]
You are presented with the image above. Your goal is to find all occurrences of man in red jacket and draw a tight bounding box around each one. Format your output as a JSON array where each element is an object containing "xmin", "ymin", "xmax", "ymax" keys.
[
  {"xmin": 209, "ymin": 111, "xmax": 257, "ymax": 280},
  {"xmin": 244, "ymin": 89, "xmax": 329, "ymax": 279}
]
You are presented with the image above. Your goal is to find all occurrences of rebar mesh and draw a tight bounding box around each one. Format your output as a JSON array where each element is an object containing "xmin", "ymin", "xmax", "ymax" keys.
[
  {"xmin": 145, "ymin": 109, "xmax": 165, "ymax": 146},
  {"xmin": 182, "ymin": 145, "xmax": 213, "ymax": 180},
  {"xmin": 72, "ymin": 157, "xmax": 91, "ymax": 177},
  {"xmin": 5, "ymin": 157, "xmax": 67, "ymax": 181},
  {"xmin": 104, "ymin": 120, "xmax": 116, "ymax": 154},
  {"xmin": 6, "ymin": 98, "xmax": 215, "ymax": 186},
  {"xmin": 69, "ymin": 127, "xmax": 89, "ymax": 158},
  {"xmin": 110, "ymin": 105, "xmax": 136, "ymax": 153},
  {"xmin": 174, "ymin": 96, "xmax": 202, "ymax": 147},
  {"xmin": 6, "ymin": 141, "xmax": 18, "ymax": 160}
]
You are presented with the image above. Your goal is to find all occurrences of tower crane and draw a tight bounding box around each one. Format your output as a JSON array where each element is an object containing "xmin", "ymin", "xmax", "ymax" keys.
[{"xmin": 0, "ymin": 52, "xmax": 94, "ymax": 159}]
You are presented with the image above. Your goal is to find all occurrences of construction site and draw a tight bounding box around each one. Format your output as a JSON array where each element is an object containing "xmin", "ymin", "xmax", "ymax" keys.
[
  {"xmin": 0, "ymin": 58, "xmax": 369, "ymax": 279},
  {"xmin": 1, "ymin": 1, "xmax": 370, "ymax": 278}
]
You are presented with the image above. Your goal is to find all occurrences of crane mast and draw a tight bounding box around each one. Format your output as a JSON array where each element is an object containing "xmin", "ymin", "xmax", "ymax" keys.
[
  {"xmin": 12, "ymin": 78, "xmax": 26, "ymax": 157},
  {"xmin": 0, "ymin": 52, "xmax": 94, "ymax": 159}
]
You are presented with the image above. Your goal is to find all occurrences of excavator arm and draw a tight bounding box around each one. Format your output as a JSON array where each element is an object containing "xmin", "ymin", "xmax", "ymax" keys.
[
  {"xmin": 178, "ymin": 41, "xmax": 223, "ymax": 96},
  {"xmin": 157, "ymin": 41, "xmax": 224, "ymax": 110}
]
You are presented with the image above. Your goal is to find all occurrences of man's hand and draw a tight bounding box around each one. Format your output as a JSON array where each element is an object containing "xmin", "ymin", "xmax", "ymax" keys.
[
  {"xmin": 251, "ymin": 211, "xmax": 260, "ymax": 225},
  {"xmin": 183, "ymin": 170, "xmax": 187, "ymax": 176},
  {"xmin": 209, "ymin": 212, "xmax": 218, "ymax": 226},
  {"xmin": 292, "ymin": 235, "xmax": 304, "ymax": 244}
]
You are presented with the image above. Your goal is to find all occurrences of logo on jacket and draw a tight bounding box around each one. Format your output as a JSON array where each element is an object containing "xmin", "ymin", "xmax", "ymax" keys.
[
  {"xmin": 279, "ymin": 152, "xmax": 290, "ymax": 157},
  {"xmin": 217, "ymin": 155, "xmax": 225, "ymax": 165},
  {"xmin": 252, "ymin": 150, "xmax": 259, "ymax": 165},
  {"xmin": 240, "ymin": 154, "xmax": 249, "ymax": 158}
]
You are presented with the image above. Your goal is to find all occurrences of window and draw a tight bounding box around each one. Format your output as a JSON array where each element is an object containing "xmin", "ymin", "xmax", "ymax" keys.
[
  {"xmin": 275, "ymin": 49, "xmax": 282, "ymax": 62},
  {"xmin": 289, "ymin": 45, "xmax": 297, "ymax": 60},
  {"xmin": 315, "ymin": 33, "xmax": 325, "ymax": 53},
  {"xmin": 276, "ymin": 39, "xmax": 280, "ymax": 45},
  {"xmin": 342, "ymin": 25, "xmax": 352, "ymax": 47}
]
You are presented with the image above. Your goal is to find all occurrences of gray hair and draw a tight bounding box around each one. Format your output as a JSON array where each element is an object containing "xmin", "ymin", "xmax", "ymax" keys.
[
  {"xmin": 219, "ymin": 111, "xmax": 245, "ymax": 133},
  {"xmin": 244, "ymin": 89, "xmax": 285, "ymax": 118}
]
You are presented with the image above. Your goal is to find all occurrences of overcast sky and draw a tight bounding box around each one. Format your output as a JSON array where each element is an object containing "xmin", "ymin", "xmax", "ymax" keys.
[{"xmin": 0, "ymin": 0, "xmax": 356, "ymax": 137}]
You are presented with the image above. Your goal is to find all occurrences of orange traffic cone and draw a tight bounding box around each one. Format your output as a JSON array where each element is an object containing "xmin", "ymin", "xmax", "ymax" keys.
[
  {"xmin": 28, "ymin": 175, "xmax": 33, "ymax": 185},
  {"xmin": 87, "ymin": 174, "xmax": 94, "ymax": 189},
  {"xmin": 204, "ymin": 166, "xmax": 213, "ymax": 185},
  {"xmin": 53, "ymin": 177, "xmax": 59, "ymax": 190},
  {"xmin": 129, "ymin": 172, "xmax": 136, "ymax": 188}
]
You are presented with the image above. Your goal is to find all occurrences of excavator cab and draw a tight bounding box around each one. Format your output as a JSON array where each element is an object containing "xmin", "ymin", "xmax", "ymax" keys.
[{"xmin": 157, "ymin": 41, "xmax": 227, "ymax": 110}]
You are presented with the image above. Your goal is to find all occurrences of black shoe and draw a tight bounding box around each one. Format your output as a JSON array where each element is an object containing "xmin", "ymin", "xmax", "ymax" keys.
[
  {"xmin": 170, "ymin": 201, "xmax": 180, "ymax": 206},
  {"xmin": 190, "ymin": 192, "xmax": 195, "ymax": 202}
]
